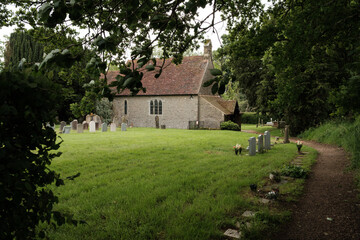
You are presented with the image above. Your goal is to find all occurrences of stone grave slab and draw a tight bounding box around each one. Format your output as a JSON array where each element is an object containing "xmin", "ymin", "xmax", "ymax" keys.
[
  {"xmin": 101, "ymin": 123, "xmax": 107, "ymax": 132},
  {"xmin": 264, "ymin": 131, "xmax": 271, "ymax": 150},
  {"xmin": 89, "ymin": 121, "xmax": 96, "ymax": 132},
  {"xmin": 257, "ymin": 134, "xmax": 264, "ymax": 153},
  {"xmin": 242, "ymin": 210, "xmax": 256, "ymax": 218},
  {"xmin": 248, "ymin": 137, "xmax": 256, "ymax": 156},
  {"xmin": 224, "ymin": 229, "xmax": 241, "ymax": 239},
  {"xmin": 62, "ymin": 126, "xmax": 71, "ymax": 134},
  {"xmin": 121, "ymin": 123, "xmax": 127, "ymax": 131},
  {"xmin": 83, "ymin": 122, "xmax": 89, "ymax": 130},
  {"xmin": 110, "ymin": 123, "xmax": 117, "ymax": 132},
  {"xmin": 77, "ymin": 124, "xmax": 83, "ymax": 133},
  {"xmin": 71, "ymin": 120, "xmax": 78, "ymax": 130},
  {"xmin": 60, "ymin": 121, "xmax": 66, "ymax": 132}
]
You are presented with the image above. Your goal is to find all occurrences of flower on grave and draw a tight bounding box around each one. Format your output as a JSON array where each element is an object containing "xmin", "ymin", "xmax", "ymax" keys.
[
  {"xmin": 296, "ymin": 140, "xmax": 303, "ymax": 152},
  {"xmin": 233, "ymin": 144, "xmax": 242, "ymax": 155}
]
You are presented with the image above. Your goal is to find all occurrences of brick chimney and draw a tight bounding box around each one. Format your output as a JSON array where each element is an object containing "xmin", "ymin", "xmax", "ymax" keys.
[{"xmin": 203, "ymin": 39, "xmax": 212, "ymax": 60}]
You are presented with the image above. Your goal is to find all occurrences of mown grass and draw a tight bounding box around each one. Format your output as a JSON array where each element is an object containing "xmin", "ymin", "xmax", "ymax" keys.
[
  {"xmin": 242, "ymin": 124, "xmax": 284, "ymax": 137},
  {"xmin": 40, "ymin": 127, "xmax": 315, "ymax": 239}
]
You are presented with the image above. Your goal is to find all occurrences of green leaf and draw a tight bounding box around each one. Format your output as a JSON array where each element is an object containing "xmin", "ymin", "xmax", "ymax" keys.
[
  {"xmin": 145, "ymin": 65, "xmax": 155, "ymax": 71},
  {"xmin": 38, "ymin": 3, "xmax": 52, "ymax": 21},
  {"xmin": 211, "ymin": 82, "xmax": 219, "ymax": 95},
  {"xmin": 218, "ymin": 82, "xmax": 226, "ymax": 95},
  {"xmin": 210, "ymin": 68, "xmax": 222, "ymax": 76},
  {"xmin": 123, "ymin": 77, "xmax": 134, "ymax": 87},
  {"xmin": 202, "ymin": 78, "xmax": 216, "ymax": 87}
]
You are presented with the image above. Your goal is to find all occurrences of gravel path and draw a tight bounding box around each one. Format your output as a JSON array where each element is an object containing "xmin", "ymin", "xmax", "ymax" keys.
[{"xmin": 274, "ymin": 140, "xmax": 360, "ymax": 240}]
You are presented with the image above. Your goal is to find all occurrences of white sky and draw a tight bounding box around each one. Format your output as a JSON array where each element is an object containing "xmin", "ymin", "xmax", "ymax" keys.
[{"xmin": 0, "ymin": 4, "xmax": 227, "ymax": 51}]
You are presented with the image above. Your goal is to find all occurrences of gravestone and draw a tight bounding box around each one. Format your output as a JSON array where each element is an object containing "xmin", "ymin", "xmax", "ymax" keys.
[
  {"xmin": 89, "ymin": 121, "xmax": 96, "ymax": 132},
  {"xmin": 82, "ymin": 121, "xmax": 89, "ymax": 130},
  {"xmin": 264, "ymin": 131, "xmax": 271, "ymax": 150},
  {"xmin": 46, "ymin": 123, "xmax": 55, "ymax": 130},
  {"xmin": 85, "ymin": 114, "xmax": 92, "ymax": 123},
  {"xmin": 284, "ymin": 125, "xmax": 290, "ymax": 143},
  {"xmin": 248, "ymin": 137, "xmax": 256, "ymax": 156},
  {"xmin": 110, "ymin": 123, "xmax": 117, "ymax": 132},
  {"xmin": 161, "ymin": 125, "xmax": 166, "ymax": 129},
  {"xmin": 71, "ymin": 120, "xmax": 78, "ymax": 130},
  {"xmin": 60, "ymin": 121, "xmax": 66, "ymax": 132},
  {"xmin": 62, "ymin": 126, "xmax": 71, "ymax": 134},
  {"xmin": 121, "ymin": 123, "xmax": 127, "ymax": 131},
  {"xmin": 258, "ymin": 134, "xmax": 264, "ymax": 153},
  {"xmin": 95, "ymin": 122, "xmax": 99, "ymax": 130},
  {"xmin": 77, "ymin": 124, "xmax": 83, "ymax": 133},
  {"xmin": 94, "ymin": 115, "xmax": 102, "ymax": 124},
  {"xmin": 155, "ymin": 115, "xmax": 159, "ymax": 129},
  {"xmin": 101, "ymin": 123, "xmax": 107, "ymax": 132}
]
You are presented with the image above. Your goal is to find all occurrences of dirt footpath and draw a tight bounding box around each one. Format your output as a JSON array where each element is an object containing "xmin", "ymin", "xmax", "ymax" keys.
[{"xmin": 274, "ymin": 140, "xmax": 360, "ymax": 240}]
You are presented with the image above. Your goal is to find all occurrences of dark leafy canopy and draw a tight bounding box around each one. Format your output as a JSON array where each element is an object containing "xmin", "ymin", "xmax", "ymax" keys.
[
  {"xmin": 0, "ymin": 70, "xmax": 64, "ymax": 239},
  {"xmin": 218, "ymin": 0, "xmax": 360, "ymax": 134}
]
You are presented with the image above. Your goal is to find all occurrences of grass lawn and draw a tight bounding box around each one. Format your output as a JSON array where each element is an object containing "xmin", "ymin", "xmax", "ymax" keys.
[
  {"xmin": 41, "ymin": 127, "xmax": 315, "ymax": 239},
  {"xmin": 242, "ymin": 124, "xmax": 284, "ymax": 137}
]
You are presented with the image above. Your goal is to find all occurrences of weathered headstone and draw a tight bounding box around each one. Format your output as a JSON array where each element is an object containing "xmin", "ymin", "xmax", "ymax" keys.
[
  {"xmin": 161, "ymin": 125, "xmax": 166, "ymax": 129},
  {"xmin": 155, "ymin": 115, "xmax": 160, "ymax": 129},
  {"xmin": 110, "ymin": 123, "xmax": 116, "ymax": 132},
  {"xmin": 101, "ymin": 123, "xmax": 107, "ymax": 132},
  {"xmin": 46, "ymin": 123, "xmax": 55, "ymax": 130},
  {"xmin": 95, "ymin": 122, "xmax": 99, "ymax": 130},
  {"xmin": 89, "ymin": 121, "xmax": 96, "ymax": 132},
  {"xmin": 71, "ymin": 120, "xmax": 78, "ymax": 130},
  {"xmin": 264, "ymin": 131, "xmax": 271, "ymax": 150},
  {"xmin": 86, "ymin": 114, "xmax": 92, "ymax": 123},
  {"xmin": 248, "ymin": 137, "xmax": 256, "ymax": 156},
  {"xmin": 60, "ymin": 121, "xmax": 66, "ymax": 132},
  {"xmin": 62, "ymin": 126, "xmax": 71, "ymax": 134},
  {"xmin": 121, "ymin": 123, "xmax": 127, "ymax": 131},
  {"xmin": 82, "ymin": 121, "xmax": 88, "ymax": 130},
  {"xmin": 77, "ymin": 124, "xmax": 83, "ymax": 133},
  {"xmin": 258, "ymin": 134, "xmax": 264, "ymax": 153},
  {"xmin": 284, "ymin": 125, "xmax": 290, "ymax": 143},
  {"xmin": 94, "ymin": 115, "xmax": 102, "ymax": 125}
]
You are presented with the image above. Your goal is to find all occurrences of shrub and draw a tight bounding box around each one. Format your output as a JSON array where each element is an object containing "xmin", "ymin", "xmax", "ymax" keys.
[
  {"xmin": 220, "ymin": 121, "xmax": 240, "ymax": 131},
  {"xmin": 0, "ymin": 70, "xmax": 68, "ymax": 239},
  {"xmin": 281, "ymin": 165, "xmax": 308, "ymax": 179}
]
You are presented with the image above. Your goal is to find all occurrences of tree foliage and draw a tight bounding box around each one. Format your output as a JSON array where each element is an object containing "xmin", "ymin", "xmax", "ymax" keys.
[
  {"xmin": 0, "ymin": 69, "xmax": 64, "ymax": 239},
  {"xmin": 218, "ymin": 0, "xmax": 360, "ymax": 134}
]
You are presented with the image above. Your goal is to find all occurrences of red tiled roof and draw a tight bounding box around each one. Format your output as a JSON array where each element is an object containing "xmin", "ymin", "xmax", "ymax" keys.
[
  {"xmin": 200, "ymin": 95, "xmax": 236, "ymax": 115},
  {"xmin": 106, "ymin": 56, "xmax": 209, "ymax": 96}
]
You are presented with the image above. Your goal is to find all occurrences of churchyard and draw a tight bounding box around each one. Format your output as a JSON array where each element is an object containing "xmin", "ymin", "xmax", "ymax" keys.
[{"xmin": 41, "ymin": 127, "xmax": 316, "ymax": 239}]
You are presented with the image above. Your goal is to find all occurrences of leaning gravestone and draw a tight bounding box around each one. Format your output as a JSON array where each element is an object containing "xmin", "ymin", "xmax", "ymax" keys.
[
  {"xmin": 62, "ymin": 126, "xmax": 71, "ymax": 134},
  {"xmin": 101, "ymin": 123, "xmax": 107, "ymax": 132},
  {"xmin": 89, "ymin": 121, "xmax": 96, "ymax": 132},
  {"xmin": 110, "ymin": 123, "xmax": 116, "ymax": 132},
  {"xmin": 258, "ymin": 134, "xmax": 264, "ymax": 153},
  {"xmin": 121, "ymin": 123, "xmax": 127, "ymax": 131},
  {"xmin": 248, "ymin": 137, "xmax": 256, "ymax": 156},
  {"xmin": 264, "ymin": 131, "xmax": 271, "ymax": 150},
  {"xmin": 60, "ymin": 121, "xmax": 66, "ymax": 132},
  {"xmin": 82, "ymin": 121, "xmax": 89, "ymax": 130},
  {"xmin": 77, "ymin": 124, "xmax": 83, "ymax": 133},
  {"xmin": 284, "ymin": 125, "xmax": 290, "ymax": 143},
  {"xmin": 71, "ymin": 120, "xmax": 78, "ymax": 130},
  {"xmin": 155, "ymin": 116, "xmax": 160, "ymax": 129}
]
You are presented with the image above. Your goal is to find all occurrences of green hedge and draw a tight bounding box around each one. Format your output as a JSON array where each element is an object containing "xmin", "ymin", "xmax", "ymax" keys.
[
  {"xmin": 241, "ymin": 112, "xmax": 273, "ymax": 124},
  {"xmin": 220, "ymin": 121, "xmax": 240, "ymax": 131}
]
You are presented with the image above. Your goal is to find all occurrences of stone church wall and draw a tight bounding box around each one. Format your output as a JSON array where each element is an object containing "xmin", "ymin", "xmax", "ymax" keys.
[
  {"xmin": 199, "ymin": 97, "xmax": 224, "ymax": 129},
  {"xmin": 113, "ymin": 95, "xmax": 198, "ymax": 129}
]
